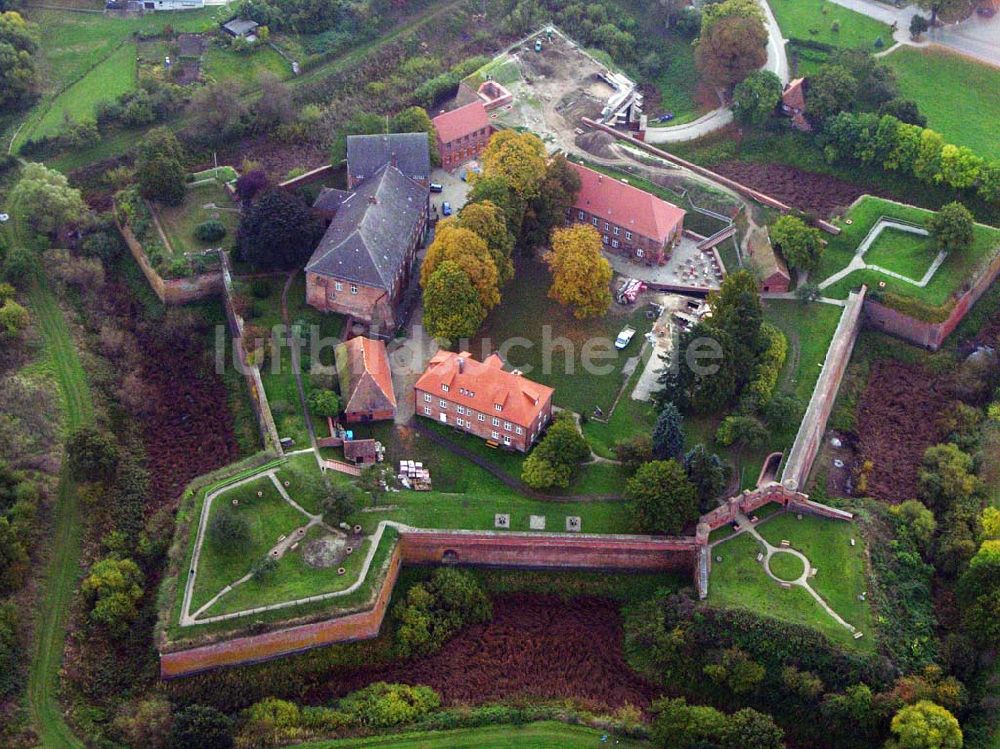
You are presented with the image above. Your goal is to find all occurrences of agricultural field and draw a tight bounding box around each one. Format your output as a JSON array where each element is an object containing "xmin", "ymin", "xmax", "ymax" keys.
[
  {"xmin": 769, "ymin": 0, "xmax": 892, "ymax": 49},
  {"xmin": 155, "ymin": 180, "xmax": 240, "ymax": 255},
  {"xmin": 709, "ymin": 513, "xmax": 873, "ymax": 650},
  {"xmin": 884, "ymin": 47, "xmax": 1000, "ymax": 157},
  {"xmin": 816, "ymin": 196, "xmax": 1000, "ymax": 307}
]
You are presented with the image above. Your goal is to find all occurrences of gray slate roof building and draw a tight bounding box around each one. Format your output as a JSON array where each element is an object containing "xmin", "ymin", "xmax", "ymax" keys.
[
  {"xmin": 346, "ymin": 133, "xmax": 430, "ymax": 187},
  {"xmin": 312, "ymin": 187, "xmax": 350, "ymax": 217},
  {"xmin": 222, "ymin": 18, "xmax": 258, "ymax": 37},
  {"xmin": 306, "ymin": 164, "xmax": 428, "ymax": 290}
]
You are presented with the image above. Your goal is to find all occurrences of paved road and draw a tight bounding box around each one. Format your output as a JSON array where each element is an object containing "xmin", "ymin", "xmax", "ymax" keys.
[
  {"xmin": 645, "ymin": 0, "xmax": 789, "ymax": 144},
  {"xmin": 828, "ymin": 0, "xmax": 1000, "ymax": 68}
]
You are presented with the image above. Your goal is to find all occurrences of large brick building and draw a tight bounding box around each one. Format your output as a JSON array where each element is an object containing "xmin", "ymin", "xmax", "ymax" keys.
[
  {"xmin": 305, "ymin": 164, "xmax": 429, "ymax": 330},
  {"xmin": 346, "ymin": 132, "xmax": 430, "ymax": 189},
  {"xmin": 432, "ymin": 101, "xmax": 493, "ymax": 171},
  {"xmin": 414, "ymin": 351, "xmax": 554, "ymax": 452},
  {"xmin": 566, "ymin": 162, "xmax": 685, "ymax": 265}
]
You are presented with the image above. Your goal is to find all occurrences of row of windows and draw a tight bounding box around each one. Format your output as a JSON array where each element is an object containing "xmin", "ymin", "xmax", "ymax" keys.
[
  {"xmin": 600, "ymin": 236, "xmax": 646, "ymax": 257},
  {"xmin": 577, "ymin": 211, "xmax": 633, "ymax": 241},
  {"xmin": 422, "ymin": 394, "xmax": 522, "ymax": 433},
  {"xmin": 334, "ymin": 281, "xmax": 359, "ymax": 294},
  {"xmin": 443, "ymin": 128, "xmax": 489, "ymax": 147}
]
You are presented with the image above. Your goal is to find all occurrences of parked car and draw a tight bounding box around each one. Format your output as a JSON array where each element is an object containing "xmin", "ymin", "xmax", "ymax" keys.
[
  {"xmin": 614, "ymin": 326, "xmax": 636, "ymax": 350},
  {"xmin": 657, "ymin": 112, "xmax": 675, "ymax": 123},
  {"xmin": 429, "ymin": 182, "xmax": 443, "ymax": 193},
  {"xmin": 442, "ymin": 201, "xmax": 452, "ymax": 216}
]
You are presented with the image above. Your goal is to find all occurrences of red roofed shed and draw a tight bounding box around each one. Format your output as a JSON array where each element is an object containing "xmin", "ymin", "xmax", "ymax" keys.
[{"xmin": 335, "ymin": 336, "xmax": 397, "ymax": 423}]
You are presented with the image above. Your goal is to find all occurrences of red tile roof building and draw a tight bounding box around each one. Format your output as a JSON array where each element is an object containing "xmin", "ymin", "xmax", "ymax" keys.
[
  {"xmin": 566, "ymin": 162, "xmax": 686, "ymax": 265},
  {"xmin": 414, "ymin": 351, "xmax": 554, "ymax": 452},
  {"xmin": 336, "ymin": 336, "xmax": 397, "ymax": 422},
  {"xmin": 748, "ymin": 226, "xmax": 791, "ymax": 294},
  {"xmin": 781, "ymin": 78, "xmax": 811, "ymax": 132},
  {"xmin": 432, "ymin": 102, "xmax": 493, "ymax": 171}
]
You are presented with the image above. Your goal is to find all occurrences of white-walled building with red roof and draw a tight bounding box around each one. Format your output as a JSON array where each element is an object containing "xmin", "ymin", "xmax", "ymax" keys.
[
  {"xmin": 432, "ymin": 101, "xmax": 494, "ymax": 171},
  {"xmin": 414, "ymin": 351, "xmax": 554, "ymax": 452},
  {"xmin": 566, "ymin": 162, "xmax": 686, "ymax": 265}
]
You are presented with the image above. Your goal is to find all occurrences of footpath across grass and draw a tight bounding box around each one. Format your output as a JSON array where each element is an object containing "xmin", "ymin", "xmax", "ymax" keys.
[
  {"xmin": 769, "ymin": 0, "xmax": 891, "ymax": 49},
  {"xmin": 291, "ymin": 721, "xmax": 650, "ymax": 749},
  {"xmin": 884, "ymin": 46, "xmax": 1000, "ymax": 157},
  {"xmin": 863, "ymin": 226, "xmax": 936, "ymax": 279}
]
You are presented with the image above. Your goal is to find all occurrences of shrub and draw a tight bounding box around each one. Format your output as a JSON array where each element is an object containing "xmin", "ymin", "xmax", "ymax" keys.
[
  {"xmin": 338, "ymin": 683, "xmax": 441, "ymax": 728},
  {"xmin": 741, "ymin": 323, "xmax": 788, "ymax": 411},
  {"xmin": 396, "ymin": 567, "xmax": 492, "ymax": 657},
  {"xmin": 249, "ymin": 278, "xmax": 272, "ymax": 299},
  {"xmin": 208, "ymin": 508, "xmax": 250, "ymax": 550},
  {"xmin": 194, "ymin": 220, "xmax": 227, "ymax": 242}
]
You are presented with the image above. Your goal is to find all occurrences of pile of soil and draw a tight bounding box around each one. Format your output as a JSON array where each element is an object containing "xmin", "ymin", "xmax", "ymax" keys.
[
  {"xmin": 302, "ymin": 535, "xmax": 345, "ymax": 568},
  {"xmin": 855, "ymin": 360, "xmax": 952, "ymax": 502},
  {"xmin": 575, "ymin": 130, "xmax": 617, "ymax": 159},
  {"xmin": 304, "ymin": 595, "xmax": 659, "ymax": 710},
  {"xmin": 711, "ymin": 161, "xmax": 887, "ymax": 218}
]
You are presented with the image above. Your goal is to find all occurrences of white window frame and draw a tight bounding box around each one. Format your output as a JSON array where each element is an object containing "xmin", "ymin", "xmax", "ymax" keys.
[
  {"xmin": 625, "ymin": 230, "xmax": 633, "ymax": 240},
  {"xmin": 611, "ymin": 239, "xmax": 619, "ymax": 249},
  {"xmin": 441, "ymin": 384, "xmax": 449, "ymax": 392},
  {"xmin": 577, "ymin": 210, "xmax": 585, "ymax": 220},
  {"xmin": 423, "ymin": 393, "xmax": 431, "ymax": 402},
  {"xmin": 350, "ymin": 284, "xmax": 359, "ymax": 294},
  {"xmin": 334, "ymin": 281, "xmax": 343, "ymax": 291},
  {"xmin": 494, "ymin": 403, "xmax": 502, "ymax": 412},
  {"xmin": 591, "ymin": 217, "xmax": 599, "ymax": 226},
  {"xmin": 636, "ymin": 248, "xmax": 645, "ymax": 258},
  {"xmin": 439, "ymin": 399, "xmax": 447, "ymax": 408},
  {"xmin": 503, "ymin": 435, "xmax": 511, "ymax": 446},
  {"xmin": 613, "ymin": 226, "xmax": 620, "ymax": 235},
  {"xmin": 492, "ymin": 416, "xmax": 500, "ymax": 427},
  {"xmin": 423, "ymin": 406, "xmax": 431, "ymax": 415},
  {"xmin": 504, "ymin": 421, "xmax": 512, "ymax": 431},
  {"xmin": 516, "ymin": 426, "xmax": 523, "ymax": 435},
  {"xmin": 478, "ymin": 413, "xmax": 486, "ymax": 422},
  {"xmin": 491, "ymin": 430, "xmax": 500, "ymax": 440}
]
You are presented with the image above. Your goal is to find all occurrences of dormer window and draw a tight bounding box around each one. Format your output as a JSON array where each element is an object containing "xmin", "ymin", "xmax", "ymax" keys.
[
  {"xmin": 442, "ymin": 384, "xmax": 450, "ymax": 393},
  {"xmin": 494, "ymin": 403, "xmax": 502, "ymax": 412}
]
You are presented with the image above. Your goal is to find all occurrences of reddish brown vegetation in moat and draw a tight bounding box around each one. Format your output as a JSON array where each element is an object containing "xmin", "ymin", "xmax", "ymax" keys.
[
  {"xmin": 303, "ymin": 595, "xmax": 659, "ymax": 710},
  {"xmin": 711, "ymin": 161, "xmax": 886, "ymax": 218},
  {"xmin": 856, "ymin": 359, "xmax": 951, "ymax": 503}
]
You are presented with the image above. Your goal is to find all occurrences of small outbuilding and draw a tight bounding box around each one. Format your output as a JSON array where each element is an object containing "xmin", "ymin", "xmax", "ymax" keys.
[
  {"xmin": 781, "ymin": 78, "xmax": 811, "ymax": 132},
  {"xmin": 222, "ymin": 18, "xmax": 259, "ymax": 39},
  {"xmin": 748, "ymin": 226, "xmax": 791, "ymax": 294},
  {"xmin": 335, "ymin": 336, "xmax": 397, "ymax": 423},
  {"xmin": 343, "ymin": 438, "xmax": 379, "ymax": 466}
]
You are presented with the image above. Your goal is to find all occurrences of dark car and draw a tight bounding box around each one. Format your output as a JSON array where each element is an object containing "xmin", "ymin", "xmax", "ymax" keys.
[{"xmin": 429, "ymin": 182, "xmax": 444, "ymax": 193}]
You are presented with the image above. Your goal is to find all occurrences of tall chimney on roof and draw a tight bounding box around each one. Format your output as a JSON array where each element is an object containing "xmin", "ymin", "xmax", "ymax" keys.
[
  {"xmin": 391, "ymin": 151, "xmax": 398, "ymax": 168},
  {"xmin": 457, "ymin": 357, "xmax": 464, "ymax": 373}
]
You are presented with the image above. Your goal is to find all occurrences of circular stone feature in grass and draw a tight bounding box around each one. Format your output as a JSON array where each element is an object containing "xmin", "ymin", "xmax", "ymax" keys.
[
  {"xmin": 302, "ymin": 535, "xmax": 345, "ymax": 568},
  {"xmin": 768, "ymin": 551, "xmax": 806, "ymax": 582}
]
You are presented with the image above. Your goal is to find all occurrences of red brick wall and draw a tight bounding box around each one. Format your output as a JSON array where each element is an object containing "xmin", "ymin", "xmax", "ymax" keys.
[
  {"xmin": 438, "ymin": 126, "xmax": 493, "ymax": 171},
  {"xmin": 569, "ymin": 208, "xmax": 679, "ymax": 265},
  {"xmin": 863, "ymin": 251, "xmax": 1000, "ymax": 350},
  {"xmin": 306, "ymin": 273, "xmax": 395, "ymax": 327}
]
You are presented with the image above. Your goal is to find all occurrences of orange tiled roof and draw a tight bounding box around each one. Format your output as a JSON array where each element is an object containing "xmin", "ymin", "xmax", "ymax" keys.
[
  {"xmin": 432, "ymin": 101, "xmax": 491, "ymax": 144},
  {"xmin": 568, "ymin": 162, "xmax": 686, "ymax": 245},
  {"xmin": 783, "ymin": 78, "xmax": 807, "ymax": 112},
  {"xmin": 415, "ymin": 351, "xmax": 553, "ymax": 428},
  {"xmin": 337, "ymin": 336, "xmax": 397, "ymax": 412}
]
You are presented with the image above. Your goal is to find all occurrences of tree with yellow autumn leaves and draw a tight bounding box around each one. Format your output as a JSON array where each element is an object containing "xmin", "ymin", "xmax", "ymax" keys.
[{"xmin": 545, "ymin": 224, "xmax": 613, "ymax": 319}]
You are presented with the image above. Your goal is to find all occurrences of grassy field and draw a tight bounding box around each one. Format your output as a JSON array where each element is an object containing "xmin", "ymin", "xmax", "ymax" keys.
[
  {"xmin": 817, "ymin": 197, "xmax": 1000, "ymax": 306},
  {"xmin": 769, "ymin": 0, "xmax": 892, "ymax": 48},
  {"xmin": 2, "ymin": 198, "xmax": 91, "ymax": 748},
  {"xmin": 863, "ymin": 226, "xmax": 936, "ymax": 279},
  {"xmin": 204, "ymin": 529, "xmax": 374, "ymax": 618},
  {"xmin": 470, "ymin": 257, "xmax": 650, "ymax": 416},
  {"xmin": 645, "ymin": 32, "xmax": 703, "ymax": 127},
  {"xmin": 768, "ymin": 550, "xmax": 805, "ymax": 581},
  {"xmin": 247, "ymin": 273, "xmax": 345, "ymax": 448},
  {"xmin": 155, "ymin": 181, "xmax": 240, "ymax": 255},
  {"xmin": 710, "ymin": 512, "xmax": 873, "ymax": 651},
  {"xmin": 292, "ymin": 722, "xmax": 650, "ymax": 749},
  {"xmin": 202, "ymin": 44, "xmax": 293, "ymax": 83},
  {"xmin": 189, "ymin": 475, "xmax": 309, "ymax": 612},
  {"xmin": 33, "ymin": 41, "xmax": 137, "ymax": 137},
  {"xmin": 884, "ymin": 47, "xmax": 1000, "ymax": 157}
]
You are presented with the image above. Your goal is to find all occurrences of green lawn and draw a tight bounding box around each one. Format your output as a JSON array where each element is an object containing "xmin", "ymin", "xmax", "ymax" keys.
[
  {"xmin": 769, "ymin": 0, "xmax": 892, "ymax": 48},
  {"xmin": 471, "ymin": 257, "xmax": 651, "ymax": 416},
  {"xmin": 709, "ymin": 520, "xmax": 871, "ymax": 651},
  {"xmin": 155, "ymin": 181, "xmax": 240, "ymax": 255},
  {"xmin": 583, "ymin": 344, "xmax": 656, "ymax": 458},
  {"xmin": 247, "ymin": 273, "xmax": 345, "ymax": 448},
  {"xmin": 202, "ymin": 44, "xmax": 293, "ymax": 83},
  {"xmin": 768, "ymin": 550, "xmax": 805, "ymax": 581},
  {"xmin": 292, "ymin": 722, "xmax": 649, "ymax": 749},
  {"xmin": 818, "ymin": 197, "xmax": 1000, "ymax": 307},
  {"xmin": 884, "ymin": 47, "xmax": 1000, "ymax": 157},
  {"xmin": 645, "ymin": 31, "xmax": 704, "ymax": 127},
  {"xmin": 189, "ymin": 475, "xmax": 310, "ymax": 612},
  {"xmin": 757, "ymin": 512, "xmax": 873, "ymax": 638},
  {"xmin": 203, "ymin": 528, "xmax": 374, "ymax": 618},
  {"xmin": 33, "ymin": 41, "xmax": 137, "ymax": 137},
  {"xmin": 275, "ymin": 452, "xmax": 330, "ymax": 516},
  {"xmin": 863, "ymin": 226, "xmax": 936, "ymax": 280}
]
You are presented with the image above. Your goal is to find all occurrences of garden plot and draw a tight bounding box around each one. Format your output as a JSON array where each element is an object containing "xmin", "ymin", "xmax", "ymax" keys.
[{"xmin": 154, "ymin": 180, "xmax": 239, "ymax": 256}]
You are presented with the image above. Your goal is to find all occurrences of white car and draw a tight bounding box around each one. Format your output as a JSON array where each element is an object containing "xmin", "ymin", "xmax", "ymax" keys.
[
  {"xmin": 0, "ymin": 213, "xmax": 8, "ymax": 223},
  {"xmin": 614, "ymin": 325, "xmax": 636, "ymax": 350}
]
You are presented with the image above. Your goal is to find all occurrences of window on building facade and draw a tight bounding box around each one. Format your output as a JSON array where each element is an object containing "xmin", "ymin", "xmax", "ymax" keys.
[
  {"xmin": 441, "ymin": 384, "xmax": 449, "ymax": 392},
  {"xmin": 612, "ymin": 239, "xmax": 619, "ymax": 248},
  {"xmin": 423, "ymin": 406, "xmax": 431, "ymax": 415},
  {"xmin": 613, "ymin": 226, "xmax": 620, "ymax": 235},
  {"xmin": 516, "ymin": 426, "xmax": 523, "ymax": 435},
  {"xmin": 578, "ymin": 211, "xmax": 585, "ymax": 220},
  {"xmin": 591, "ymin": 217, "xmax": 598, "ymax": 226},
  {"xmin": 603, "ymin": 235, "xmax": 609, "ymax": 244},
  {"xmin": 457, "ymin": 405, "xmax": 465, "ymax": 414},
  {"xmin": 625, "ymin": 230, "xmax": 633, "ymax": 240},
  {"xmin": 350, "ymin": 284, "xmax": 358, "ymax": 294},
  {"xmin": 636, "ymin": 248, "xmax": 645, "ymax": 258},
  {"xmin": 504, "ymin": 422, "xmax": 511, "ymax": 431},
  {"xmin": 492, "ymin": 417, "xmax": 500, "ymax": 427},
  {"xmin": 491, "ymin": 430, "xmax": 500, "ymax": 440},
  {"xmin": 478, "ymin": 413, "xmax": 485, "ymax": 421},
  {"xmin": 503, "ymin": 435, "xmax": 511, "ymax": 445},
  {"xmin": 604, "ymin": 222, "xmax": 610, "ymax": 231},
  {"xmin": 439, "ymin": 399, "xmax": 447, "ymax": 408},
  {"xmin": 423, "ymin": 393, "xmax": 431, "ymax": 402},
  {"xmin": 335, "ymin": 281, "xmax": 343, "ymax": 291},
  {"xmin": 494, "ymin": 403, "xmax": 502, "ymax": 412}
]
